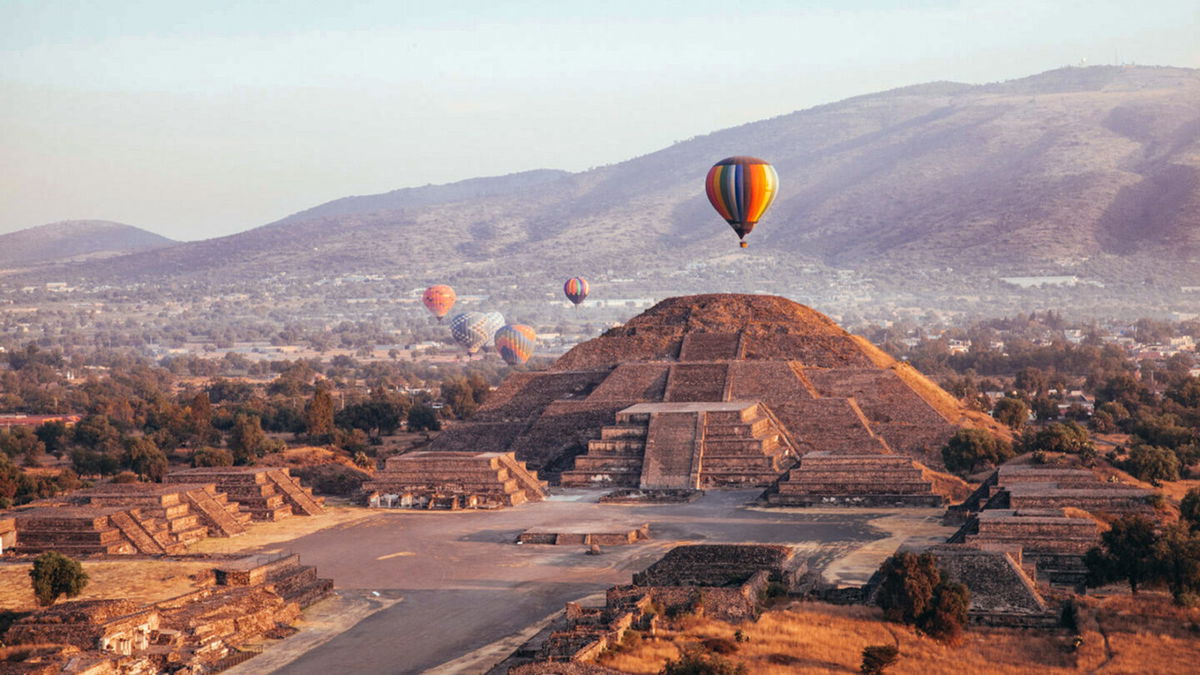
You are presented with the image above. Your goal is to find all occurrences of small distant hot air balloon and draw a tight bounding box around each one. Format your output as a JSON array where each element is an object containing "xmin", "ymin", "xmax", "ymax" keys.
[
  {"xmin": 705, "ymin": 156, "xmax": 779, "ymax": 248},
  {"xmin": 495, "ymin": 324, "xmax": 537, "ymax": 366},
  {"xmin": 563, "ymin": 277, "xmax": 589, "ymax": 307},
  {"xmin": 422, "ymin": 285, "xmax": 456, "ymax": 322},
  {"xmin": 448, "ymin": 312, "xmax": 490, "ymax": 355}
]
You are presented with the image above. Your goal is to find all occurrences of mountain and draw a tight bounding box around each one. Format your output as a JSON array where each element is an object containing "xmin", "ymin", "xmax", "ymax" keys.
[
  {"xmin": 0, "ymin": 220, "xmax": 175, "ymax": 269},
  {"xmin": 28, "ymin": 66, "xmax": 1200, "ymax": 285}
]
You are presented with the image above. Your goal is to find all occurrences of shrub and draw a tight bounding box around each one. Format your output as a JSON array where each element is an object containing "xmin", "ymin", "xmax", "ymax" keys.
[
  {"xmin": 660, "ymin": 650, "xmax": 747, "ymax": 675},
  {"xmin": 1127, "ymin": 444, "xmax": 1180, "ymax": 485},
  {"xmin": 289, "ymin": 464, "xmax": 371, "ymax": 496},
  {"xmin": 874, "ymin": 552, "xmax": 969, "ymax": 642},
  {"xmin": 110, "ymin": 471, "xmax": 139, "ymax": 484},
  {"xmin": 860, "ymin": 644, "xmax": 900, "ymax": 674},
  {"xmin": 192, "ymin": 446, "xmax": 234, "ymax": 467},
  {"xmin": 1181, "ymin": 487, "xmax": 1200, "ymax": 531},
  {"xmin": 701, "ymin": 637, "xmax": 737, "ymax": 655},
  {"xmin": 923, "ymin": 581, "xmax": 969, "ymax": 642},
  {"xmin": 29, "ymin": 552, "xmax": 88, "ymax": 606}
]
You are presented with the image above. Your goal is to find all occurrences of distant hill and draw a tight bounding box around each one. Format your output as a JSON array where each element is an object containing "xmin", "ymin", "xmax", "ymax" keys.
[
  {"xmin": 31, "ymin": 65, "xmax": 1200, "ymax": 285},
  {"xmin": 0, "ymin": 220, "xmax": 175, "ymax": 269}
]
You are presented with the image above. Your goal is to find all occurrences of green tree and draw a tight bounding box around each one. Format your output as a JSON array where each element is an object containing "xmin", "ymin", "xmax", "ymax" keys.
[
  {"xmin": 992, "ymin": 397, "xmax": 1029, "ymax": 431},
  {"xmin": 29, "ymin": 551, "xmax": 89, "ymax": 606},
  {"xmin": 1085, "ymin": 515, "xmax": 1159, "ymax": 594},
  {"xmin": 874, "ymin": 552, "xmax": 969, "ymax": 642},
  {"xmin": 1126, "ymin": 445, "xmax": 1181, "ymax": 485},
  {"xmin": 1180, "ymin": 487, "xmax": 1200, "ymax": 532},
  {"xmin": 407, "ymin": 404, "xmax": 442, "ymax": 432},
  {"xmin": 1154, "ymin": 523, "xmax": 1200, "ymax": 605},
  {"xmin": 304, "ymin": 385, "xmax": 336, "ymax": 442},
  {"xmin": 123, "ymin": 437, "xmax": 167, "ymax": 481},
  {"xmin": 185, "ymin": 391, "xmax": 217, "ymax": 445},
  {"xmin": 34, "ymin": 421, "xmax": 69, "ymax": 456},
  {"xmin": 229, "ymin": 414, "xmax": 270, "ymax": 464},
  {"xmin": 660, "ymin": 650, "xmax": 747, "ymax": 675},
  {"xmin": 942, "ymin": 429, "xmax": 1013, "ymax": 475},
  {"xmin": 923, "ymin": 580, "xmax": 970, "ymax": 642}
]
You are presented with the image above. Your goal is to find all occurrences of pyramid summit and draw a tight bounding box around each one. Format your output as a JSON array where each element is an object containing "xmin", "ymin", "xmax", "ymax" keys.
[{"xmin": 431, "ymin": 294, "xmax": 1000, "ymax": 499}]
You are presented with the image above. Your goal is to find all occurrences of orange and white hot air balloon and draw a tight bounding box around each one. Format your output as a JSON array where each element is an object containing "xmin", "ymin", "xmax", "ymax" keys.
[{"xmin": 422, "ymin": 285, "xmax": 456, "ymax": 322}]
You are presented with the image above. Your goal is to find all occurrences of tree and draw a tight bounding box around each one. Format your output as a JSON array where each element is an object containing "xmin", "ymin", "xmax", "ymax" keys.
[
  {"xmin": 304, "ymin": 385, "xmax": 335, "ymax": 442},
  {"xmin": 992, "ymin": 397, "xmax": 1029, "ymax": 431},
  {"xmin": 185, "ymin": 392, "xmax": 217, "ymax": 445},
  {"xmin": 229, "ymin": 414, "xmax": 270, "ymax": 464},
  {"xmin": 1154, "ymin": 523, "xmax": 1200, "ymax": 605},
  {"xmin": 876, "ymin": 552, "xmax": 941, "ymax": 625},
  {"xmin": 407, "ymin": 404, "xmax": 441, "ymax": 432},
  {"xmin": 123, "ymin": 437, "xmax": 167, "ymax": 481},
  {"xmin": 335, "ymin": 400, "xmax": 404, "ymax": 438},
  {"xmin": 874, "ymin": 552, "xmax": 968, "ymax": 642},
  {"xmin": 1020, "ymin": 422, "xmax": 1094, "ymax": 457},
  {"xmin": 1126, "ymin": 445, "xmax": 1180, "ymax": 485},
  {"xmin": 942, "ymin": 429, "xmax": 1013, "ymax": 475},
  {"xmin": 860, "ymin": 645, "xmax": 900, "ymax": 675},
  {"xmin": 1181, "ymin": 487, "xmax": 1200, "ymax": 531},
  {"xmin": 29, "ymin": 551, "xmax": 89, "ymax": 606},
  {"xmin": 1086, "ymin": 515, "xmax": 1159, "ymax": 594},
  {"xmin": 1014, "ymin": 367, "xmax": 1047, "ymax": 396},
  {"xmin": 660, "ymin": 650, "xmax": 747, "ymax": 675},
  {"xmin": 34, "ymin": 421, "xmax": 69, "ymax": 456}
]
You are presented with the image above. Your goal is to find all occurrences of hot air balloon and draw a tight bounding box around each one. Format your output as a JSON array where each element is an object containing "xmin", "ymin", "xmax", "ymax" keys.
[
  {"xmin": 495, "ymin": 324, "xmax": 537, "ymax": 366},
  {"xmin": 705, "ymin": 156, "xmax": 779, "ymax": 248},
  {"xmin": 422, "ymin": 285, "xmax": 456, "ymax": 322},
  {"xmin": 448, "ymin": 312, "xmax": 490, "ymax": 354},
  {"xmin": 481, "ymin": 312, "xmax": 505, "ymax": 342},
  {"xmin": 563, "ymin": 277, "xmax": 589, "ymax": 306}
]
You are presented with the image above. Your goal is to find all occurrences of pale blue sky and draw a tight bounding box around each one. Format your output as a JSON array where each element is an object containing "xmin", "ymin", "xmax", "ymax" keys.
[{"xmin": 2, "ymin": 1, "xmax": 1197, "ymax": 240}]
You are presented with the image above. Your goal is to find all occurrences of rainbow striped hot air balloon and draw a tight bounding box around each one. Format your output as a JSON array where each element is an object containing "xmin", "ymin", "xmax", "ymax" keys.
[
  {"xmin": 495, "ymin": 324, "xmax": 537, "ymax": 366},
  {"xmin": 705, "ymin": 156, "xmax": 779, "ymax": 248},
  {"xmin": 448, "ymin": 312, "xmax": 491, "ymax": 354},
  {"xmin": 563, "ymin": 277, "xmax": 589, "ymax": 306},
  {"xmin": 422, "ymin": 285, "xmax": 456, "ymax": 322}
]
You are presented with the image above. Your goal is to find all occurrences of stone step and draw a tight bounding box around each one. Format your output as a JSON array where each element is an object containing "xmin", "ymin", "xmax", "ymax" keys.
[
  {"xmin": 264, "ymin": 469, "xmax": 325, "ymax": 516},
  {"xmin": 17, "ymin": 528, "xmax": 124, "ymax": 545},
  {"xmin": 600, "ymin": 425, "xmax": 649, "ymax": 440},
  {"xmin": 108, "ymin": 510, "xmax": 167, "ymax": 554},
  {"xmin": 768, "ymin": 493, "xmax": 946, "ymax": 507},
  {"xmin": 779, "ymin": 481, "xmax": 935, "ymax": 495},
  {"xmin": 587, "ymin": 439, "xmax": 646, "ymax": 453},
  {"xmin": 615, "ymin": 412, "xmax": 652, "ymax": 425}
]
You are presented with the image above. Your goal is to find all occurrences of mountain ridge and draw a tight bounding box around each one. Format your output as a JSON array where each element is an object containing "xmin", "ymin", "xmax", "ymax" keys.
[
  {"xmin": 14, "ymin": 65, "xmax": 1200, "ymax": 286},
  {"xmin": 0, "ymin": 220, "xmax": 175, "ymax": 270}
]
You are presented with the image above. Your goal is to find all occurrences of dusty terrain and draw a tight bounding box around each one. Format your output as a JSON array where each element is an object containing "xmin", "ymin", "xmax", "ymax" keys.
[{"xmin": 598, "ymin": 594, "xmax": 1200, "ymax": 675}]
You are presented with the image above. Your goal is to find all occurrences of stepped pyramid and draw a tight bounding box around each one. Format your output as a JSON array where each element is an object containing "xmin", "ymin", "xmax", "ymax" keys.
[
  {"xmin": 431, "ymin": 294, "xmax": 1000, "ymax": 497},
  {"xmin": 165, "ymin": 467, "xmax": 325, "ymax": 521}
]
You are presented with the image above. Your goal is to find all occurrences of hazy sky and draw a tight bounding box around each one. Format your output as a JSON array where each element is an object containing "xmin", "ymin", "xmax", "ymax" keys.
[{"xmin": 2, "ymin": 1, "xmax": 1197, "ymax": 240}]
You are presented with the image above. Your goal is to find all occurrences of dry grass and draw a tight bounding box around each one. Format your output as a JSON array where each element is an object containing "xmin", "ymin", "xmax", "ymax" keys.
[
  {"xmin": 598, "ymin": 598, "xmax": 1200, "ymax": 675},
  {"xmin": 185, "ymin": 505, "xmax": 377, "ymax": 555},
  {"xmin": 0, "ymin": 559, "xmax": 212, "ymax": 612}
]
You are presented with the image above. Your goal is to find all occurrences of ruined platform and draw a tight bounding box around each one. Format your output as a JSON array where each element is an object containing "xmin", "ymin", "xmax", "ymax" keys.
[
  {"xmin": 8, "ymin": 505, "xmax": 185, "ymax": 555},
  {"xmin": 964, "ymin": 508, "xmax": 1101, "ymax": 586},
  {"xmin": 766, "ymin": 451, "xmax": 947, "ymax": 507},
  {"xmin": 517, "ymin": 524, "xmax": 649, "ymax": 546},
  {"xmin": 71, "ymin": 482, "xmax": 250, "ymax": 539},
  {"xmin": 165, "ymin": 466, "xmax": 325, "ymax": 521},
  {"xmin": 363, "ymin": 451, "xmax": 548, "ymax": 509},
  {"xmin": 926, "ymin": 544, "xmax": 1059, "ymax": 628}
]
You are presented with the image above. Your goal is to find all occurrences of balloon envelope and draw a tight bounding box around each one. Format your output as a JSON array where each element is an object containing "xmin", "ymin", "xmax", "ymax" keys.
[
  {"xmin": 495, "ymin": 324, "xmax": 537, "ymax": 365},
  {"xmin": 422, "ymin": 285, "xmax": 456, "ymax": 320},
  {"xmin": 448, "ymin": 312, "xmax": 490, "ymax": 354},
  {"xmin": 564, "ymin": 277, "xmax": 589, "ymax": 305},
  {"xmin": 705, "ymin": 156, "xmax": 779, "ymax": 245},
  {"xmin": 481, "ymin": 312, "xmax": 505, "ymax": 341}
]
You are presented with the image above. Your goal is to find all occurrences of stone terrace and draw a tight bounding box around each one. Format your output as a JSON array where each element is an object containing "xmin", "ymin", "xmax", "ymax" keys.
[
  {"xmin": 965, "ymin": 508, "xmax": 1101, "ymax": 586},
  {"xmin": 166, "ymin": 466, "xmax": 325, "ymax": 521},
  {"xmin": 994, "ymin": 465, "xmax": 1156, "ymax": 516},
  {"xmin": 927, "ymin": 545, "xmax": 1058, "ymax": 628},
  {"xmin": 363, "ymin": 451, "xmax": 548, "ymax": 509},
  {"xmin": 70, "ymin": 482, "xmax": 250, "ymax": 539},
  {"xmin": 767, "ymin": 452, "xmax": 946, "ymax": 507},
  {"xmin": 8, "ymin": 505, "xmax": 183, "ymax": 556}
]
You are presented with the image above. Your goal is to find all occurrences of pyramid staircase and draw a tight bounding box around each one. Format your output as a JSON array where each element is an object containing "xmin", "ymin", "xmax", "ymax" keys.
[
  {"xmin": 166, "ymin": 468, "xmax": 325, "ymax": 521},
  {"xmin": 560, "ymin": 410, "xmax": 650, "ymax": 487},
  {"xmin": 767, "ymin": 452, "xmax": 946, "ymax": 507},
  {"xmin": 561, "ymin": 401, "xmax": 795, "ymax": 489}
]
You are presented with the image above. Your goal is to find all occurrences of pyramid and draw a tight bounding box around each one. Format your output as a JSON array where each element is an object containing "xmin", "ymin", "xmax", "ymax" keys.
[{"xmin": 430, "ymin": 294, "xmax": 1002, "ymax": 495}]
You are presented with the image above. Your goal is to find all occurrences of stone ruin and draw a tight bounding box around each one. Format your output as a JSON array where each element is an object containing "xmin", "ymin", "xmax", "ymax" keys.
[
  {"xmin": 2, "ymin": 553, "xmax": 331, "ymax": 673},
  {"xmin": 1, "ymin": 471, "xmax": 323, "ymax": 556},
  {"xmin": 165, "ymin": 466, "xmax": 325, "ymax": 520},
  {"xmin": 924, "ymin": 545, "xmax": 1059, "ymax": 628},
  {"xmin": 430, "ymin": 294, "xmax": 998, "ymax": 502},
  {"xmin": 766, "ymin": 452, "xmax": 947, "ymax": 507},
  {"xmin": 363, "ymin": 451, "xmax": 548, "ymax": 509},
  {"xmin": 517, "ymin": 524, "xmax": 649, "ymax": 546},
  {"xmin": 491, "ymin": 544, "xmax": 802, "ymax": 672}
]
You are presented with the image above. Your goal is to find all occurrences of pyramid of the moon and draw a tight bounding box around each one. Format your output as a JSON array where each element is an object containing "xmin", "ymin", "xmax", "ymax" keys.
[{"xmin": 429, "ymin": 294, "xmax": 1001, "ymax": 497}]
